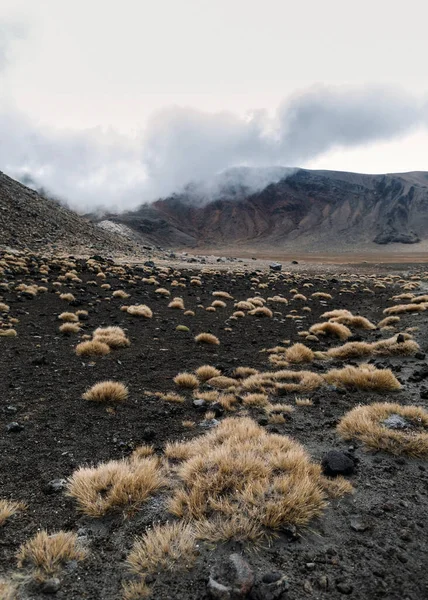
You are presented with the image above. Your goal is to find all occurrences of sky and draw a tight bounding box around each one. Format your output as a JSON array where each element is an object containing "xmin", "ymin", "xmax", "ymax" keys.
[{"xmin": 1, "ymin": 0, "xmax": 428, "ymax": 211}]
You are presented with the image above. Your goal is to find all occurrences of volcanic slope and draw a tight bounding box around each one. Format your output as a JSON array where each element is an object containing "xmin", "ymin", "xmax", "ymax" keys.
[{"xmin": 105, "ymin": 168, "xmax": 428, "ymax": 252}]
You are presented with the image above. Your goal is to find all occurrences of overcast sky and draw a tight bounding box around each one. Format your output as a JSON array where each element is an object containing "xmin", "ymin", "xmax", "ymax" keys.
[{"xmin": 1, "ymin": 0, "xmax": 428, "ymax": 210}]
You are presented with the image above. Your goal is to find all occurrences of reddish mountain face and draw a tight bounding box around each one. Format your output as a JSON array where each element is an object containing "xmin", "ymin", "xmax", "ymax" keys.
[{"xmin": 106, "ymin": 169, "xmax": 428, "ymax": 252}]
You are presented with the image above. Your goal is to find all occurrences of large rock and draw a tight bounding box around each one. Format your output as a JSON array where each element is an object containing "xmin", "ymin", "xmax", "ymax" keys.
[{"xmin": 321, "ymin": 450, "xmax": 355, "ymax": 477}]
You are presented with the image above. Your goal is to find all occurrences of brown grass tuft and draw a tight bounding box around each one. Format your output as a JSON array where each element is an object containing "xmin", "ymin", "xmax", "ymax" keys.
[
  {"xmin": 338, "ymin": 402, "xmax": 428, "ymax": 456},
  {"xmin": 0, "ymin": 499, "xmax": 26, "ymax": 526},
  {"xmin": 309, "ymin": 321, "xmax": 352, "ymax": 340},
  {"xmin": 195, "ymin": 332, "xmax": 220, "ymax": 345},
  {"xmin": 67, "ymin": 456, "xmax": 165, "ymax": 516},
  {"xmin": 383, "ymin": 303, "xmax": 426, "ymax": 315},
  {"xmin": 249, "ymin": 306, "xmax": 273, "ymax": 318},
  {"xmin": 330, "ymin": 315, "xmax": 376, "ymax": 330},
  {"xmin": 377, "ymin": 316, "xmax": 400, "ymax": 327},
  {"xmin": 0, "ymin": 329, "xmax": 17, "ymax": 337},
  {"xmin": 83, "ymin": 381, "xmax": 128, "ymax": 403},
  {"xmin": 112, "ymin": 290, "xmax": 130, "ymax": 299},
  {"xmin": 93, "ymin": 326, "xmax": 130, "ymax": 348},
  {"xmin": 17, "ymin": 530, "xmax": 87, "ymax": 576},
  {"xmin": 174, "ymin": 373, "xmax": 199, "ymax": 389},
  {"xmin": 59, "ymin": 293, "xmax": 75, "ymax": 302},
  {"xmin": 324, "ymin": 364, "xmax": 401, "ymax": 392},
  {"xmin": 126, "ymin": 305, "xmax": 153, "ymax": 318},
  {"xmin": 285, "ymin": 343, "xmax": 314, "ymax": 363},
  {"xmin": 75, "ymin": 340, "xmax": 110, "ymax": 357},
  {"xmin": 59, "ymin": 323, "xmax": 81, "ymax": 334},
  {"xmin": 58, "ymin": 312, "xmax": 78, "ymax": 322},
  {"xmin": 195, "ymin": 365, "xmax": 222, "ymax": 381}
]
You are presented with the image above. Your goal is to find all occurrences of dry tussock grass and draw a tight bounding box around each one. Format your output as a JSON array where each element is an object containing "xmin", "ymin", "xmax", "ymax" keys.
[
  {"xmin": 383, "ymin": 303, "xmax": 426, "ymax": 315},
  {"xmin": 0, "ymin": 329, "xmax": 17, "ymax": 337},
  {"xmin": 127, "ymin": 521, "xmax": 197, "ymax": 576},
  {"xmin": 338, "ymin": 402, "xmax": 428, "ymax": 456},
  {"xmin": 155, "ymin": 392, "xmax": 185, "ymax": 404},
  {"xmin": 166, "ymin": 417, "xmax": 350, "ymax": 534},
  {"xmin": 59, "ymin": 323, "xmax": 81, "ymax": 334},
  {"xmin": 126, "ymin": 305, "xmax": 153, "ymax": 318},
  {"xmin": 206, "ymin": 375, "xmax": 238, "ymax": 390},
  {"xmin": 0, "ymin": 499, "xmax": 26, "ymax": 526},
  {"xmin": 174, "ymin": 373, "xmax": 199, "ymax": 389},
  {"xmin": 17, "ymin": 530, "xmax": 87, "ymax": 576},
  {"xmin": 242, "ymin": 393, "xmax": 269, "ymax": 407},
  {"xmin": 377, "ymin": 316, "xmax": 400, "ymax": 327},
  {"xmin": 212, "ymin": 300, "xmax": 226, "ymax": 308},
  {"xmin": 309, "ymin": 322, "xmax": 352, "ymax": 340},
  {"xmin": 93, "ymin": 326, "xmax": 130, "ymax": 348},
  {"xmin": 83, "ymin": 381, "xmax": 128, "ymax": 403},
  {"xmin": 249, "ymin": 306, "xmax": 273, "ymax": 318},
  {"xmin": 0, "ymin": 578, "xmax": 18, "ymax": 600},
  {"xmin": 311, "ymin": 292, "xmax": 332, "ymax": 299},
  {"xmin": 168, "ymin": 298, "xmax": 185, "ymax": 309},
  {"xmin": 321, "ymin": 309, "xmax": 352, "ymax": 319},
  {"xmin": 75, "ymin": 340, "xmax": 110, "ymax": 357},
  {"xmin": 112, "ymin": 290, "xmax": 130, "ymax": 299},
  {"xmin": 58, "ymin": 312, "xmax": 78, "ymax": 322},
  {"xmin": 235, "ymin": 301, "xmax": 255, "ymax": 311},
  {"xmin": 285, "ymin": 343, "xmax": 314, "ymax": 364},
  {"xmin": 324, "ymin": 364, "xmax": 401, "ymax": 391},
  {"xmin": 233, "ymin": 366, "xmax": 259, "ymax": 378},
  {"xmin": 195, "ymin": 365, "xmax": 222, "ymax": 381},
  {"xmin": 194, "ymin": 332, "xmax": 220, "ymax": 345},
  {"xmin": 59, "ymin": 293, "xmax": 75, "ymax": 302},
  {"xmin": 327, "ymin": 336, "xmax": 419, "ymax": 360},
  {"xmin": 295, "ymin": 397, "xmax": 313, "ymax": 406},
  {"xmin": 0, "ymin": 302, "xmax": 10, "ymax": 312},
  {"xmin": 155, "ymin": 288, "xmax": 171, "ymax": 297},
  {"xmin": 213, "ymin": 291, "xmax": 234, "ymax": 300},
  {"xmin": 67, "ymin": 456, "xmax": 166, "ymax": 516},
  {"xmin": 330, "ymin": 315, "xmax": 376, "ymax": 330}
]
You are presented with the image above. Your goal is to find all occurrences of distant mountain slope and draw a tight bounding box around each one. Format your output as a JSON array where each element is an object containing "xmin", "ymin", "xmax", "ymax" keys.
[
  {"xmin": 104, "ymin": 168, "xmax": 428, "ymax": 252},
  {"xmin": 0, "ymin": 171, "xmax": 137, "ymax": 252}
]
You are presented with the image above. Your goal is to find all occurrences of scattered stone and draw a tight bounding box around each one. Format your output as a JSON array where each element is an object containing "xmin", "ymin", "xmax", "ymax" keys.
[
  {"xmin": 144, "ymin": 260, "xmax": 155, "ymax": 268},
  {"xmin": 44, "ymin": 479, "xmax": 67, "ymax": 495},
  {"xmin": 269, "ymin": 263, "xmax": 282, "ymax": 272},
  {"xmin": 291, "ymin": 260, "xmax": 299, "ymax": 264},
  {"xmin": 208, "ymin": 553, "xmax": 254, "ymax": 599},
  {"xmin": 141, "ymin": 427, "xmax": 156, "ymax": 441},
  {"xmin": 321, "ymin": 450, "xmax": 355, "ymax": 477},
  {"xmin": 210, "ymin": 402, "xmax": 225, "ymax": 417},
  {"xmin": 6, "ymin": 422, "xmax": 24, "ymax": 433},
  {"xmin": 350, "ymin": 516, "xmax": 369, "ymax": 532},
  {"xmin": 396, "ymin": 334, "xmax": 405, "ymax": 343},
  {"xmin": 40, "ymin": 578, "xmax": 61, "ymax": 594},
  {"xmin": 193, "ymin": 399, "xmax": 207, "ymax": 410},
  {"xmin": 383, "ymin": 414, "xmax": 411, "ymax": 430},
  {"xmin": 336, "ymin": 581, "xmax": 353, "ymax": 594},
  {"xmin": 261, "ymin": 573, "xmax": 282, "ymax": 585}
]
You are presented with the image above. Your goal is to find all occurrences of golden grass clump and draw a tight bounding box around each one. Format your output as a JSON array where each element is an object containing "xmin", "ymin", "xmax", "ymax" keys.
[
  {"xmin": 233, "ymin": 311, "xmax": 246, "ymax": 318},
  {"xmin": 321, "ymin": 309, "xmax": 352, "ymax": 319},
  {"xmin": 235, "ymin": 301, "xmax": 255, "ymax": 311},
  {"xmin": 59, "ymin": 323, "xmax": 81, "ymax": 334},
  {"xmin": 168, "ymin": 298, "xmax": 185, "ymax": 310},
  {"xmin": 249, "ymin": 306, "xmax": 273, "ymax": 318},
  {"xmin": 383, "ymin": 303, "xmax": 426, "ymax": 315},
  {"xmin": 155, "ymin": 287, "xmax": 171, "ymax": 297},
  {"xmin": 377, "ymin": 316, "xmax": 400, "ymax": 328},
  {"xmin": 324, "ymin": 364, "xmax": 401, "ymax": 392},
  {"xmin": 212, "ymin": 300, "xmax": 227, "ymax": 308},
  {"xmin": 337, "ymin": 402, "xmax": 428, "ymax": 456},
  {"xmin": 112, "ymin": 290, "xmax": 130, "ymax": 299},
  {"xmin": 59, "ymin": 293, "xmax": 75, "ymax": 302},
  {"xmin": 0, "ymin": 302, "xmax": 10, "ymax": 312},
  {"xmin": 195, "ymin": 365, "xmax": 222, "ymax": 381},
  {"xmin": 126, "ymin": 305, "xmax": 153, "ymax": 318},
  {"xmin": 93, "ymin": 326, "xmax": 130, "ymax": 348},
  {"xmin": 327, "ymin": 336, "xmax": 419, "ymax": 360},
  {"xmin": 330, "ymin": 315, "xmax": 376, "ymax": 330},
  {"xmin": 67, "ymin": 456, "xmax": 165, "ymax": 516},
  {"xmin": 75, "ymin": 340, "xmax": 111, "ymax": 357},
  {"xmin": 195, "ymin": 332, "xmax": 220, "ymax": 345},
  {"xmin": 174, "ymin": 373, "xmax": 199, "ymax": 389},
  {"xmin": 167, "ymin": 417, "xmax": 350, "ymax": 535},
  {"xmin": 82, "ymin": 381, "xmax": 128, "ymax": 403},
  {"xmin": 0, "ymin": 578, "xmax": 18, "ymax": 600},
  {"xmin": 0, "ymin": 499, "xmax": 26, "ymax": 526},
  {"xmin": 242, "ymin": 393, "xmax": 269, "ymax": 407},
  {"xmin": 17, "ymin": 530, "xmax": 87, "ymax": 576},
  {"xmin": 0, "ymin": 329, "xmax": 17, "ymax": 337},
  {"xmin": 273, "ymin": 370, "xmax": 324, "ymax": 394},
  {"xmin": 58, "ymin": 312, "xmax": 78, "ymax": 322},
  {"xmin": 155, "ymin": 392, "xmax": 185, "ymax": 404},
  {"xmin": 206, "ymin": 376, "xmax": 238, "ymax": 390},
  {"xmin": 311, "ymin": 292, "xmax": 332, "ymax": 299},
  {"xmin": 127, "ymin": 521, "xmax": 197, "ymax": 577},
  {"xmin": 213, "ymin": 291, "xmax": 234, "ymax": 300},
  {"xmin": 309, "ymin": 321, "xmax": 352, "ymax": 340},
  {"xmin": 233, "ymin": 366, "xmax": 259, "ymax": 378},
  {"xmin": 285, "ymin": 343, "xmax": 315, "ymax": 364},
  {"xmin": 295, "ymin": 397, "xmax": 313, "ymax": 406}
]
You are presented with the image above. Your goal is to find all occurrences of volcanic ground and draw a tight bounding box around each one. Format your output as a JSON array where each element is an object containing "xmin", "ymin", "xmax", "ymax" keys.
[{"xmin": 1, "ymin": 251, "xmax": 428, "ymax": 600}]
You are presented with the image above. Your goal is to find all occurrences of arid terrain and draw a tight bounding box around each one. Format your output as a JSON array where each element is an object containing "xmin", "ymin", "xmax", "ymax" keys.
[{"xmin": 1, "ymin": 249, "xmax": 428, "ymax": 600}]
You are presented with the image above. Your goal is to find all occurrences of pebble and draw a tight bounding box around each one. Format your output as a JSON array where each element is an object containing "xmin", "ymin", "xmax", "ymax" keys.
[
  {"xmin": 336, "ymin": 581, "xmax": 353, "ymax": 594},
  {"xmin": 208, "ymin": 553, "xmax": 254, "ymax": 599},
  {"xmin": 321, "ymin": 450, "xmax": 355, "ymax": 476},
  {"xmin": 44, "ymin": 479, "xmax": 67, "ymax": 494},
  {"xmin": 6, "ymin": 422, "xmax": 24, "ymax": 433},
  {"xmin": 40, "ymin": 578, "xmax": 61, "ymax": 594},
  {"xmin": 350, "ymin": 517, "xmax": 369, "ymax": 532}
]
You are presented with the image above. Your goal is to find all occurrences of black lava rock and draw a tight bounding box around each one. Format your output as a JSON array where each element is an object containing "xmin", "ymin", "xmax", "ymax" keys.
[
  {"xmin": 6, "ymin": 422, "xmax": 24, "ymax": 433},
  {"xmin": 322, "ymin": 450, "xmax": 355, "ymax": 477}
]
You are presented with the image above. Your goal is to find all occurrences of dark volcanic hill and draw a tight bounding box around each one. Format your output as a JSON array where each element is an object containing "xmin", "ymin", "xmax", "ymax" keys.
[
  {"xmin": 0, "ymin": 171, "xmax": 138, "ymax": 253},
  {"xmin": 104, "ymin": 168, "xmax": 428, "ymax": 252}
]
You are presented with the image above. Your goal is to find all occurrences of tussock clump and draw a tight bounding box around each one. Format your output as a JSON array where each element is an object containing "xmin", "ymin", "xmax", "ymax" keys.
[
  {"xmin": 0, "ymin": 303, "xmax": 10, "ymax": 312},
  {"xmin": 274, "ymin": 370, "xmax": 324, "ymax": 394},
  {"xmin": 321, "ymin": 309, "xmax": 352, "ymax": 319},
  {"xmin": 324, "ymin": 364, "xmax": 401, "ymax": 392},
  {"xmin": 338, "ymin": 402, "xmax": 428, "ymax": 456},
  {"xmin": 311, "ymin": 292, "xmax": 332, "ymax": 299},
  {"xmin": 59, "ymin": 323, "xmax": 80, "ymax": 334},
  {"xmin": 411, "ymin": 294, "xmax": 428, "ymax": 304},
  {"xmin": 267, "ymin": 295, "xmax": 288, "ymax": 304},
  {"xmin": 167, "ymin": 417, "xmax": 350, "ymax": 535},
  {"xmin": 206, "ymin": 306, "xmax": 216, "ymax": 312},
  {"xmin": 206, "ymin": 376, "xmax": 238, "ymax": 390},
  {"xmin": 0, "ymin": 329, "xmax": 17, "ymax": 337},
  {"xmin": 291, "ymin": 293, "xmax": 307, "ymax": 301},
  {"xmin": 58, "ymin": 312, "xmax": 78, "ymax": 322},
  {"xmin": 67, "ymin": 456, "xmax": 165, "ymax": 516},
  {"xmin": 59, "ymin": 293, "xmax": 75, "ymax": 302},
  {"xmin": 383, "ymin": 303, "xmax": 426, "ymax": 315},
  {"xmin": 212, "ymin": 300, "xmax": 227, "ymax": 308},
  {"xmin": 168, "ymin": 298, "xmax": 185, "ymax": 310},
  {"xmin": 0, "ymin": 578, "xmax": 17, "ymax": 600},
  {"xmin": 327, "ymin": 336, "xmax": 419, "ymax": 360},
  {"xmin": 330, "ymin": 315, "xmax": 376, "ymax": 330},
  {"xmin": 83, "ymin": 381, "xmax": 128, "ymax": 403},
  {"xmin": 174, "ymin": 373, "xmax": 199, "ymax": 389},
  {"xmin": 155, "ymin": 392, "xmax": 185, "ymax": 404},
  {"xmin": 234, "ymin": 366, "xmax": 259, "ymax": 379},
  {"xmin": 285, "ymin": 343, "xmax": 314, "ymax": 364},
  {"xmin": 295, "ymin": 397, "xmax": 313, "ymax": 406},
  {"xmin": 75, "ymin": 340, "xmax": 110, "ymax": 357},
  {"xmin": 93, "ymin": 326, "xmax": 130, "ymax": 348},
  {"xmin": 309, "ymin": 321, "xmax": 352, "ymax": 340},
  {"xmin": 242, "ymin": 393, "xmax": 269, "ymax": 407},
  {"xmin": 0, "ymin": 499, "xmax": 26, "ymax": 526},
  {"xmin": 249, "ymin": 306, "xmax": 273, "ymax": 318},
  {"xmin": 127, "ymin": 521, "xmax": 197, "ymax": 577},
  {"xmin": 377, "ymin": 316, "xmax": 400, "ymax": 328},
  {"xmin": 235, "ymin": 301, "xmax": 255, "ymax": 311},
  {"xmin": 126, "ymin": 305, "xmax": 153, "ymax": 318},
  {"xmin": 155, "ymin": 287, "xmax": 171, "ymax": 297},
  {"xmin": 112, "ymin": 290, "xmax": 130, "ymax": 299},
  {"xmin": 184, "ymin": 310, "xmax": 195, "ymax": 316},
  {"xmin": 233, "ymin": 311, "xmax": 246, "ymax": 318},
  {"xmin": 195, "ymin": 332, "xmax": 220, "ymax": 345},
  {"xmin": 17, "ymin": 531, "xmax": 87, "ymax": 576},
  {"xmin": 195, "ymin": 365, "xmax": 222, "ymax": 381},
  {"xmin": 213, "ymin": 291, "xmax": 234, "ymax": 300}
]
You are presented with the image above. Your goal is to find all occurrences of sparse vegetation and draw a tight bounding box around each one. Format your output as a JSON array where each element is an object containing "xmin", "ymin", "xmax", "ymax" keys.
[
  {"xmin": 194, "ymin": 332, "xmax": 220, "ymax": 345},
  {"xmin": 83, "ymin": 381, "xmax": 129, "ymax": 403}
]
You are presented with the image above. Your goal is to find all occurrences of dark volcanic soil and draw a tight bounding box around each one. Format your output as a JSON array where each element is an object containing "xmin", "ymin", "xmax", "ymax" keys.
[{"xmin": 1, "ymin": 253, "xmax": 428, "ymax": 599}]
